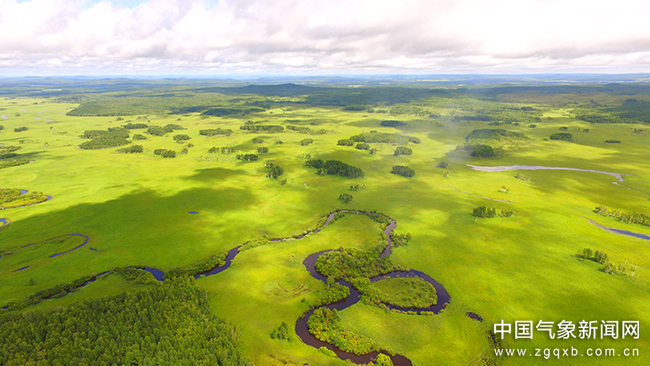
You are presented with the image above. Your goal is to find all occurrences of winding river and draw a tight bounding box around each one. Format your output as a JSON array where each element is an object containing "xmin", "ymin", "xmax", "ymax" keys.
[
  {"xmin": 289, "ymin": 212, "xmax": 450, "ymax": 365},
  {"xmin": 467, "ymin": 164, "xmax": 628, "ymax": 184}
]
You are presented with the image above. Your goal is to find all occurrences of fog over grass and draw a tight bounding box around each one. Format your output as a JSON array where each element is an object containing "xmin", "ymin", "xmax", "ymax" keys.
[{"xmin": 1, "ymin": 0, "xmax": 650, "ymax": 74}]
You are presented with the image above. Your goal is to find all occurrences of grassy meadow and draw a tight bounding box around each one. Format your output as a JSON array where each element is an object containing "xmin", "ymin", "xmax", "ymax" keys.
[{"xmin": 0, "ymin": 83, "xmax": 649, "ymax": 365}]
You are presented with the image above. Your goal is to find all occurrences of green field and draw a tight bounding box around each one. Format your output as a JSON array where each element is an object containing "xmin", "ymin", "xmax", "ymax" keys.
[{"xmin": 0, "ymin": 81, "xmax": 649, "ymax": 365}]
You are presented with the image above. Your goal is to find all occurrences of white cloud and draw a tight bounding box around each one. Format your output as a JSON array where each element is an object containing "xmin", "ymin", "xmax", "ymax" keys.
[{"xmin": 0, "ymin": 0, "xmax": 649, "ymax": 74}]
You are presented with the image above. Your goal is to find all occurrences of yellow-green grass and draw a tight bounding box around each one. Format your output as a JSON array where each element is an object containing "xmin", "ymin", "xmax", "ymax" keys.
[{"xmin": 0, "ymin": 95, "xmax": 649, "ymax": 365}]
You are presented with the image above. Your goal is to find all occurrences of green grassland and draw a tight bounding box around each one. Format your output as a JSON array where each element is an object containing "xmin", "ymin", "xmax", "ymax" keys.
[{"xmin": 0, "ymin": 82, "xmax": 649, "ymax": 365}]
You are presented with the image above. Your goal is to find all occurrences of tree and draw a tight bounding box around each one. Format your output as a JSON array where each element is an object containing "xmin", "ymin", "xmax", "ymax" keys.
[{"xmin": 582, "ymin": 248, "xmax": 593, "ymax": 259}]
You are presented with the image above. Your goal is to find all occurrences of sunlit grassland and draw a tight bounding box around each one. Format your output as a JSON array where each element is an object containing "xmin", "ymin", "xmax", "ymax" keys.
[{"xmin": 0, "ymin": 92, "xmax": 649, "ymax": 365}]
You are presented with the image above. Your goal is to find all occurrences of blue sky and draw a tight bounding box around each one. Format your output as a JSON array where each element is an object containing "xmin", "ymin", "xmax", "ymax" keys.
[{"xmin": 1, "ymin": 0, "xmax": 650, "ymax": 76}]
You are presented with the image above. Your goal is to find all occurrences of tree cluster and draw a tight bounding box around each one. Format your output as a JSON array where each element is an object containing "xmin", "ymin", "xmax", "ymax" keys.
[
  {"xmin": 391, "ymin": 165, "xmax": 415, "ymax": 177},
  {"xmin": 465, "ymin": 129, "xmax": 528, "ymax": 142},
  {"xmin": 515, "ymin": 173, "xmax": 530, "ymax": 181},
  {"xmin": 389, "ymin": 232, "xmax": 412, "ymax": 247},
  {"xmin": 394, "ymin": 146, "xmax": 412, "ymax": 156},
  {"xmin": 307, "ymin": 308, "xmax": 378, "ymax": 355},
  {"xmin": 173, "ymin": 134, "xmax": 191, "ymax": 141},
  {"xmin": 236, "ymin": 153, "xmax": 258, "ymax": 161},
  {"xmin": 199, "ymin": 128, "xmax": 233, "ymax": 136},
  {"xmin": 122, "ymin": 122, "xmax": 148, "ymax": 129},
  {"xmin": 455, "ymin": 144, "xmax": 498, "ymax": 158},
  {"xmin": 380, "ymin": 120, "xmax": 406, "ymax": 127},
  {"xmin": 264, "ymin": 163, "xmax": 284, "ymax": 178},
  {"xmin": 337, "ymin": 138, "xmax": 355, "ymax": 146},
  {"xmin": 550, "ymin": 133, "xmax": 572, "ymax": 141},
  {"xmin": 472, "ymin": 206, "xmax": 513, "ymax": 218},
  {"xmin": 287, "ymin": 125, "xmax": 330, "ymax": 135},
  {"xmin": 0, "ymin": 279, "xmax": 250, "ymax": 366},
  {"xmin": 338, "ymin": 193, "xmax": 353, "ymax": 203},
  {"xmin": 79, "ymin": 127, "xmax": 131, "ymax": 149},
  {"xmin": 595, "ymin": 206, "xmax": 650, "ymax": 226},
  {"xmin": 14, "ymin": 126, "xmax": 28, "ymax": 132},
  {"xmin": 305, "ymin": 159, "xmax": 365, "ymax": 178},
  {"xmin": 116, "ymin": 145, "xmax": 143, "ymax": 154},
  {"xmin": 0, "ymin": 146, "xmax": 21, "ymax": 160},
  {"xmin": 147, "ymin": 124, "xmax": 185, "ymax": 136},
  {"xmin": 208, "ymin": 146, "xmax": 237, "ymax": 154},
  {"xmin": 154, "ymin": 149, "xmax": 176, "ymax": 158},
  {"xmin": 201, "ymin": 107, "xmax": 264, "ymax": 116},
  {"xmin": 239, "ymin": 124, "xmax": 284, "ymax": 133},
  {"xmin": 355, "ymin": 143, "xmax": 370, "ymax": 150},
  {"xmin": 349, "ymin": 132, "xmax": 420, "ymax": 144},
  {"xmin": 315, "ymin": 247, "xmax": 395, "ymax": 280},
  {"xmin": 580, "ymin": 248, "xmax": 637, "ymax": 278},
  {"xmin": 256, "ymin": 146, "xmax": 269, "ymax": 153},
  {"xmin": 270, "ymin": 322, "xmax": 292, "ymax": 341},
  {"xmin": 0, "ymin": 159, "xmax": 29, "ymax": 170},
  {"xmin": 300, "ymin": 138, "xmax": 314, "ymax": 146}
]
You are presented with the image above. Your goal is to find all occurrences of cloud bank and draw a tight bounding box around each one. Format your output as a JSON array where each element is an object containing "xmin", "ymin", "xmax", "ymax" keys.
[{"xmin": 1, "ymin": 0, "xmax": 650, "ymax": 74}]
